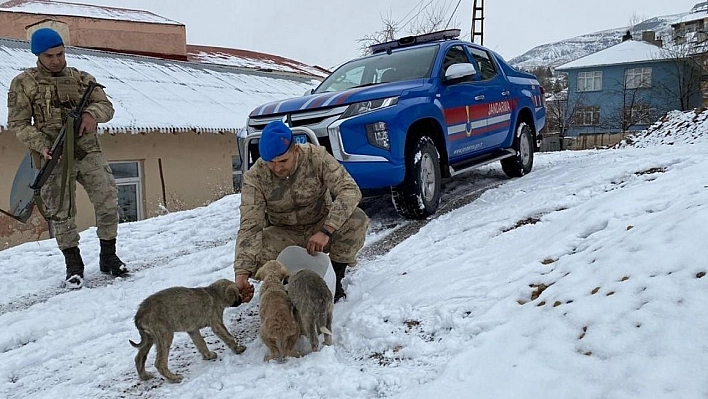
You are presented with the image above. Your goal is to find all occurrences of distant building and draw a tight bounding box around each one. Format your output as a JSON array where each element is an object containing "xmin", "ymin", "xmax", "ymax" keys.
[
  {"xmin": 555, "ymin": 31, "xmax": 702, "ymax": 139},
  {"xmin": 0, "ymin": 0, "xmax": 326, "ymax": 249}
]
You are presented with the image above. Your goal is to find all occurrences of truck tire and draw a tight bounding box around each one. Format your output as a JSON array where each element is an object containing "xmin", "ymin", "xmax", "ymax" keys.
[
  {"xmin": 501, "ymin": 121, "xmax": 534, "ymax": 178},
  {"xmin": 391, "ymin": 136, "xmax": 441, "ymax": 219}
]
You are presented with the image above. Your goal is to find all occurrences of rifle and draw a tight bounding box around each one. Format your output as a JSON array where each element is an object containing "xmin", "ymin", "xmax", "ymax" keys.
[
  {"xmin": 0, "ymin": 81, "xmax": 105, "ymax": 223},
  {"xmin": 30, "ymin": 81, "xmax": 104, "ymax": 190}
]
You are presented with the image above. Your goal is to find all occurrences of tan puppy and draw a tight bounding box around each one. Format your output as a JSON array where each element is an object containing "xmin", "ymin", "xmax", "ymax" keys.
[
  {"xmin": 254, "ymin": 260, "xmax": 300, "ymax": 361},
  {"xmin": 288, "ymin": 269, "xmax": 334, "ymax": 353},
  {"xmin": 129, "ymin": 279, "xmax": 246, "ymax": 383}
]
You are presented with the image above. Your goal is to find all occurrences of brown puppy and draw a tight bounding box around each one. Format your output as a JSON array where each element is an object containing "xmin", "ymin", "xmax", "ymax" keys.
[
  {"xmin": 254, "ymin": 260, "xmax": 300, "ymax": 361},
  {"xmin": 129, "ymin": 279, "xmax": 246, "ymax": 383},
  {"xmin": 288, "ymin": 269, "xmax": 334, "ymax": 353}
]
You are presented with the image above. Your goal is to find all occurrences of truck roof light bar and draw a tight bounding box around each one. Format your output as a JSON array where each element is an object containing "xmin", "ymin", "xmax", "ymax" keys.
[{"xmin": 369, "ymin": 29, "xmax": 461, "ymax": 55}]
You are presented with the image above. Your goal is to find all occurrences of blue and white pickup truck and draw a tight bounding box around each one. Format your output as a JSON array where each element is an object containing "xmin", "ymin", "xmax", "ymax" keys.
[{"xmin": 241, "ymin": 29, "xmax": 546, "ymax": 219}]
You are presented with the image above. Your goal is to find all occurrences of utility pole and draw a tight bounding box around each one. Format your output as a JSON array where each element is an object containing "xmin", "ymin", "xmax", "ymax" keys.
[{"xmin": 471, "ymin": 0, "xmax": 484, "ymax": 45}]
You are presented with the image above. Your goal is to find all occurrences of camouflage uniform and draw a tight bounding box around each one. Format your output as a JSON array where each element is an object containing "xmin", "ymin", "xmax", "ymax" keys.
[
  {"xmin": 7, "ymin": 60, "xmax": 118, "ymax": 250},
  {"xmin": 234, "ymin": 143, "xmax": 369, "ymax": 277}
]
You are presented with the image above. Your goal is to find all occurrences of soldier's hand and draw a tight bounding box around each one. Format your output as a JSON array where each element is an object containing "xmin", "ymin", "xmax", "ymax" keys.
[
  {"xmin": 78, "ymin": 112, "xmax": 98, "ymax": 136},
  {"xmin": 307, "ymin": 231, "xmax": 330, "ymax": 255},
  {"xmin": 40, "ymin": 148, "xmax": 52, "ymax": 160},
  {"xmin": 235, "ymin": 274, "xmax": 254, "ymax": 303}
]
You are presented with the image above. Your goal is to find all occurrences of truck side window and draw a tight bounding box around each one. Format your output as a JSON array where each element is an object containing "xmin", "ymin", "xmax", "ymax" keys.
[
  {"xmin": 442, "ymin": 45, "xmax": 471, "ymax": 77},
  {"xmin": 467, "ymin": 46, "xmax": 497, "ymax": 81}
]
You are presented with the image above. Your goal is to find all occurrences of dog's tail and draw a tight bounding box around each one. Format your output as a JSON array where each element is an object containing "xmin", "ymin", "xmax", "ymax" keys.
[{"xmin": 129, "ymin": 327, "xmax": 150, "ymax": 348}]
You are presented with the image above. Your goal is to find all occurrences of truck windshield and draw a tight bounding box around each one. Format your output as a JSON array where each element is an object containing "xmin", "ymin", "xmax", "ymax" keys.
[{"xmin": 314, "ymin": 45, "xmax": 439, "ymax": 94}]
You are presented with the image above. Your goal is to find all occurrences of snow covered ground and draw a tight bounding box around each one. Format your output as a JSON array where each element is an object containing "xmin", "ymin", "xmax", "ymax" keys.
[{"xmin": 1, "ymin": 110, "xmax": 707, "ymax": 398}]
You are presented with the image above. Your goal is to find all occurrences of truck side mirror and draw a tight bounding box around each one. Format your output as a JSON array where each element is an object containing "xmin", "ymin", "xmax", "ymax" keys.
[{"xmin": 444, "ymin": 63, "xmax": 476, "ymax": 84}]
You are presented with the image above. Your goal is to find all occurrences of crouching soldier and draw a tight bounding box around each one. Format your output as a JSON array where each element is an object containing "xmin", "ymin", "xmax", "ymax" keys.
[
  {"xmin": 234, "ymin": 121, "xmax": 369, "ymax": 303},
  {"xmin": 7, "ymin": 28, "xmax": 129, "ymax": 288}
]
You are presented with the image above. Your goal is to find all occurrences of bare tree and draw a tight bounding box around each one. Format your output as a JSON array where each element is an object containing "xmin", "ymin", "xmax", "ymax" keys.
[
  {"xmin": 601, "ymin": 76, "xmax": 657, "ymax": 132},
  {"xmin": 654, "ymin": 42, "xmax": 705, "ymax": 111},
  {"xmin": 358, "ymin": 2, "xmax": 460, "ymax": 56},
  {"xmin": 358, "ymin": 12, "xmax": 399, "ymax": 56},
  {"xmin": 408, "ymin": 2, "xmax": 454, "ymax": 36},
  {"xmin": 546, "ymin": 87, "xmax": 588, "ymax": 150},
  {"xmin": 627, "ymin": 13, "xmax": 646, "ymax": 32}
]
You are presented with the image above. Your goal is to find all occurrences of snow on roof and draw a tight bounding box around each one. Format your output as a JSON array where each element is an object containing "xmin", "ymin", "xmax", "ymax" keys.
[
  {"xmin": 0, "ymin": 0, "xmax": 181, "ymax": 25},
  {"xmin": 672, "ymin": 10, "xmax": 708, "ymax": 25},
  {"xmin": 0, "ymin": 38, "xmax": 321, "ymax": 134},
  {"xmin": 187, "ymin": 45, "xmax": 329, "ymax": 78},
  {"xmin": 556, "ymin": 40, "xmax": 670, "ymax": 70}
]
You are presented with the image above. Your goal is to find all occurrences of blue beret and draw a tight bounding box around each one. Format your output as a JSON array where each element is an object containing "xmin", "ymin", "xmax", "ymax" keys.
[
  {"xmin": 31, "ymin": 28, "xmax": 64, "ymax": 55},
  {"xmin": 259, "ymin": 121, "xmax": 293, "ymax": 161}
]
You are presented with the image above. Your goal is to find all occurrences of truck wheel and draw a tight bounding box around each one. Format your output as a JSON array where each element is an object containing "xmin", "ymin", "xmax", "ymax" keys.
[
  {"xmin": 391, "ymin": 136, "xmax": 441, "ymax": 219},
  {"xmin": 501, "ymin": 121, "xmax": 534, "ymax": 178}
]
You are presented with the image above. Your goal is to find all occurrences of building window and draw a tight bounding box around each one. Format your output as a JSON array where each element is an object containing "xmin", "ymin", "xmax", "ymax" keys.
[
  {"xmin": 577, "ymin": 71, "xmax": 602, "ymax": 92},
  {"xmin": 625, "ymin": 67, "xmax": 652, "ymax": 89},
  {"xmin": 625, "ymin": 104, "xmax": 654, "ymax": 125},
  {"xmin": 573, "ymin": 106, "xmax": 601, "ymax": 126},
  {"xmin": 110, "ymin": 161, "xmax": 143, "ymax": 223}
]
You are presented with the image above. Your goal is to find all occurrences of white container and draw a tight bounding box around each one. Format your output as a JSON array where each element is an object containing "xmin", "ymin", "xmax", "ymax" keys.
[{"xmin": 276, "ymin": 245, "xmax": 336, "ymax": 296}]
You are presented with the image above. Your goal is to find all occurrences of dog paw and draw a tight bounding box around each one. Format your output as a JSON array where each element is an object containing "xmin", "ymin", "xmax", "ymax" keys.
[
  {"xmin": 231, "ymin": 344, "xmax": 246, "ymax": 354},
  {"xmin": 138, "ymin": 372, "xmax": 155, "ymax": 381},
  {"xmin": 166, "ymin": 374, "xmax": 183, "ymax": 383},
  {"xmin": 202, "ymin": 351, "xmax": 217, "ymax": 360}
]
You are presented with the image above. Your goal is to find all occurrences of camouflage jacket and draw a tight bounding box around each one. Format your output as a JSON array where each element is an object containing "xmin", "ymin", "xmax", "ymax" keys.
[
  {"xmin": 234, "ymin": 143, "xmax": 362, "ymax": 276},
  {"xmin": 7, "ymin": 60, "xmax": 114, "ymax": 155}
]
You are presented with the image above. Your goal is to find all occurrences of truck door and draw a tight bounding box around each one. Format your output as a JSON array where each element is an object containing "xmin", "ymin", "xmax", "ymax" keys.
[
  {"xmin": 438, "ymin": 45, "xmax": 490, "ymax": 162},
  {"xmin": 466, "ymin": 45, "xmax": 513, "ymax": 149}
]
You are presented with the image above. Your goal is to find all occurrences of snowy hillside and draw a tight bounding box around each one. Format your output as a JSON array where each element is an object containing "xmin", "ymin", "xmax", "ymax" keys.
[
  {"xmin": 1, "ymin": 110, "xmax": 708, "ymax": 398},
  {"xmin": 509, "ymin": 12, "xmax": 687, "ymax": 69}
]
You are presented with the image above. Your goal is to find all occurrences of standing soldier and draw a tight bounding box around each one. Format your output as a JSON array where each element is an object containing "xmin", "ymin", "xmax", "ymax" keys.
[
  {"xmin": 7, "ymin": 28, "xmax": 128, "ymax": 289},
  {"xmin": 234, "ymin": 120, "xmax": 369, "ymax": 303}
]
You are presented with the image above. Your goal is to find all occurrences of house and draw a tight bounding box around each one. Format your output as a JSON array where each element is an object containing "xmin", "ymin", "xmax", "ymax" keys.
[
  {"xmin": 0, "ymin": 0, "xmax": 326, "ymax": 249},
  {"xmin": 555, "ymin": 31, "xmax": 703, "ymax": 140},
  {"xmin": 671, "ymin": 1, "xmax": 708, "ymax": 106}
]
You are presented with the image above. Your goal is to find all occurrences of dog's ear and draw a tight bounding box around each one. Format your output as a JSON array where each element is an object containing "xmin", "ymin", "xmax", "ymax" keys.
[
  {"xmin": 279, "ymin": 265, "xmax": 289, "ymax": 281},
  {"xmin": 253, "ymin": 267, "xmax": 264, "ymax": 281},
  {"xmin": 227, "ymin": 284, "xmax": 242, "ymax": 307}
]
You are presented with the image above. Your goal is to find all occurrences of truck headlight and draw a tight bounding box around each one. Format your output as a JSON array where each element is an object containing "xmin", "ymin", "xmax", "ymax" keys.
[{"xmin": 341, "ymin": 97, "xmax": 398, "ymax": 119}]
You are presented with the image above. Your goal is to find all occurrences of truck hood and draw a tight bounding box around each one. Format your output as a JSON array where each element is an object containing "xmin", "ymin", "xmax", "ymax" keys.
[{"xmin": 249, "ymin": 80, "xmax": 425, "ymax": 117}]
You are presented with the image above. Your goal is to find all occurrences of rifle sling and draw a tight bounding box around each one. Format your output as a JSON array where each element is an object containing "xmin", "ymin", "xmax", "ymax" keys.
[{"xmin": 35, "ymin": 117, "xmax": 78, "ymax": 222}]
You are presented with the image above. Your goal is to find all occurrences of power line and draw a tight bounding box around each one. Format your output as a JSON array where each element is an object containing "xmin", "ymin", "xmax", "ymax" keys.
[
  {"xmin": 396, "ymin": 0, "xmax": 427, "ymax": 28},
  {"xmin": 398, "ymin": 0, "xmax": 437, "ymax": 31},
  {"xmin": 445, "ymin": 0, "xmax": 463, "ymax": 29}
]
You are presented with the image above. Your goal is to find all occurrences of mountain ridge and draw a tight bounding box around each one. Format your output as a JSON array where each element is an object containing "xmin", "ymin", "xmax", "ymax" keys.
[{"xmin": 508, "ymin": 12, "xmax": 690, "ymax": 70}]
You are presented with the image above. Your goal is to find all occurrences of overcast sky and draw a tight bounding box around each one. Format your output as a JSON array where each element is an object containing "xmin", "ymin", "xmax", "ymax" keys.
[{"xmin": 78, "ymin": 0, "xmax": 703, "ymax": 68}]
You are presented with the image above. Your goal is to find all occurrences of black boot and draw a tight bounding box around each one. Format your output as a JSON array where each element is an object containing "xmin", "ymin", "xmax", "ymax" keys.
[
  {"xmin": 332, "ymin": 261, "xmax": 348, "ymax": 303},
  {"xmin": 99, "ymin": 239, "xmax": 129, "ymax": 277},
  {"xmin": 62, "ymin": 247, "xmax": 85, "ymax": 289}
]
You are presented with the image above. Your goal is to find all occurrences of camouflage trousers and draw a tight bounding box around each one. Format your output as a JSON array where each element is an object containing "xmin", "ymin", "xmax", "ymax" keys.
[
  {"xmin": 40, "ymin": 151, "xmax": 120, "ymax": 250},
  {"xmin": 257, "ymin": 207, "xmax": 369, "ymax": 271}
]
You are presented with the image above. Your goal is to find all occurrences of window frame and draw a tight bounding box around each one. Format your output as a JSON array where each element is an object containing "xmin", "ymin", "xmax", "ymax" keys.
[
  {"xmin": 466, "ymin": 45, "xmax": 498, "ymax": 81},
  {"xmin": 577, "ymin": 71, "xmax": 603, "ymax": 92},
  {"xmin": 573, "ymin": 106, "xmax": 601, "ymax": 126},
  {"xmin": 109, "ymin": 160, "xmax": 144, "ymax": 223},
  {"xmin": 625, "ymin": 103, "xmax": 654, "ymax": 125},
  {"xmin": 625, "ymin": 67, "xmax": 652, "ymax": 89}
]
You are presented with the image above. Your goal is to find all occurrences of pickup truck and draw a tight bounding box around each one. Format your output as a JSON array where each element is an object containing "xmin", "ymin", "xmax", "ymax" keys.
[{"xmin": 241, "ymin": 29, "xmax": 546, "ymax": 219}]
